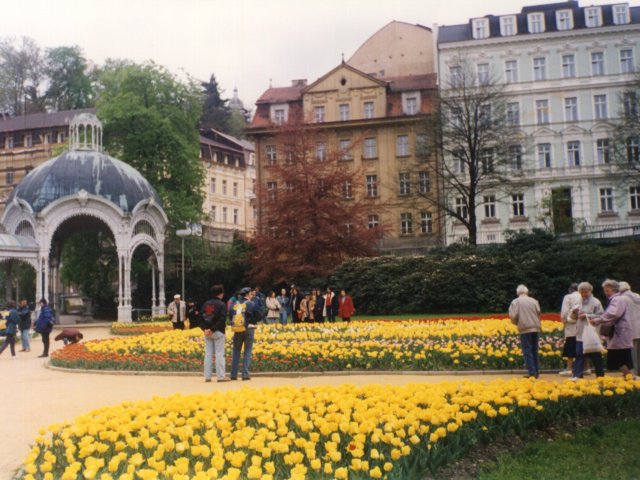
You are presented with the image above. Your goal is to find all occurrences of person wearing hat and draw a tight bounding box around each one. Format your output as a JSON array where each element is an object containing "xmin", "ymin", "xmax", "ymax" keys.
[
  {"xmin": 229, "ymin": 287, "xmax": 258, "ymax": 381},
  {"xmin": 167, "ymin": 294, "xmax": 187, "ymax": 330}
]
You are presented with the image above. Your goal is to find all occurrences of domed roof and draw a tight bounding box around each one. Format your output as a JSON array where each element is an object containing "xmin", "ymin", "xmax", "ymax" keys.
[
  {"xmin": 8, "ymin": 150, "xmax": 161, "ymax": 213},
  {"xmin": 8, "ymin": 112, "xmax": 161, "ymax": 213}
]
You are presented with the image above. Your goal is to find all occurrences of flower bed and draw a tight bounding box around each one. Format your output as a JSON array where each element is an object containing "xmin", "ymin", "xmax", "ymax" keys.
[
  {"xmin": 19, "ymin": 376, "xmax": 640, "ymax": 480},
  {"xmin": 52, "ymin": 319, "xmax": 565, "ymax": 372}
]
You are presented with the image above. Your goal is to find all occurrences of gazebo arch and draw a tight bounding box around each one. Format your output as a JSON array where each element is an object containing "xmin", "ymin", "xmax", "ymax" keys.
[{"xmin": 0, "ymin": 113, "xmax": 169, "ymax": 322}]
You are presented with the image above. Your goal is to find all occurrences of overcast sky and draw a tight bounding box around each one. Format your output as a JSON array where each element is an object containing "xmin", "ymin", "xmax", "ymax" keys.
[{"xmin": 3, "ymin": 0, "xmax": 620, "ymax": 110}]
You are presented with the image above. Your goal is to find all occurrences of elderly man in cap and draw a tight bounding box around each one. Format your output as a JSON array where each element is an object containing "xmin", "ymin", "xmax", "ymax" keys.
[
  {"xmin": 167, "ymin": 294, "xmax": 187, "ymax": 330},
  {"xmin": 229, "ymin": 287, "xmax": 259, "ymax": 381}
]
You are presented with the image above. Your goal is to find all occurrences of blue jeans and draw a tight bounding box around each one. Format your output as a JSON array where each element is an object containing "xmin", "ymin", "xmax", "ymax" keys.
[
  {"xmin": 204, "ymin": 331, "xmax": 227, "ymax": 380},
  {"xmin": 573, "ymin": 341, "xmax": 605, "ymax": 378},
  {"xmin": 279, "ymin": 311, "xmax": 288, "ymax": 325},
  {"xmin": 520, "ymin": 332, "xmax": 539, "ymax": 377},
  {"xmin": 231, "ymin": 327, "xmax": 255, "ymax": 379},
  {"xmin": 20, "ymin": 328, "xmax": 30, "ymax": 350}
]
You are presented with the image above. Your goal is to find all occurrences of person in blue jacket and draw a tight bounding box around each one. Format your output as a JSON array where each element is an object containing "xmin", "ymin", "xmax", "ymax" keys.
[
  {"xmin": 0, "ymin": 300, "xmax": 19, "ymax": 358},
  {"xmin": 34, "ymin": 299, "xmax": 54, "ymax": 358}
]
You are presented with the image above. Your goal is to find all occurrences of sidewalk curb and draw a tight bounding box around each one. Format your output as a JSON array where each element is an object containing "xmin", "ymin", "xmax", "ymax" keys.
[{"xmin": 45, "ymin": 364, "xmax": 562, "ymax": 378}]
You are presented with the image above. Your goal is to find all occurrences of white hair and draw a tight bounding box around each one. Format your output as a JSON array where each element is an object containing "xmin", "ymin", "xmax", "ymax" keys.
[
  {"xmin": 619, "ymin": 281, "xmax": 631, "ymax": 292},
  {"xmin": 577, "ymin": 282, "xmax": 593, "ymax": 292},
  {"xmin": 601, "ymin": 279, "xmax": 620, "ymax": 292},
  {"xmin": 516, "ymin": 284, "xmax": 528, "ymax": 295}
]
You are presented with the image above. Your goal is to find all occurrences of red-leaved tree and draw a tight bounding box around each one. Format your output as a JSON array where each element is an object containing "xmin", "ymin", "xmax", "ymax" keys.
[{"xmin": 250, "ymin": 123, "xmax": 384, "ymax": 284}]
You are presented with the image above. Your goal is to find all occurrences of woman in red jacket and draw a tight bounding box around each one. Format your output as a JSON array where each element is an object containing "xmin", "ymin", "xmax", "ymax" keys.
[{"xmin": 338, "ymin": 289, "xmax": 355, "ymax": 322}]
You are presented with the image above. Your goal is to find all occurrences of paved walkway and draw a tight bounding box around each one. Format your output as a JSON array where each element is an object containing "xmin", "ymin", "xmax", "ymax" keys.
[{"xmin": 2, "ymin": 326, "xmax": 529, "ymax": 478}]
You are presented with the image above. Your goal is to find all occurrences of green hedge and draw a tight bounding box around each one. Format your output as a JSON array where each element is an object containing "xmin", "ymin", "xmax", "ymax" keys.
[{"xmin": 330, "ymin": 231, "xmax": 640, "ymax": 314}]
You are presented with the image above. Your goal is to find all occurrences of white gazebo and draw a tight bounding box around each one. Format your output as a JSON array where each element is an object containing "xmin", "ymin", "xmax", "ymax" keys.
[{"xmin": 0, "ymin": 113, "xmax": 169, "ymax": 321}]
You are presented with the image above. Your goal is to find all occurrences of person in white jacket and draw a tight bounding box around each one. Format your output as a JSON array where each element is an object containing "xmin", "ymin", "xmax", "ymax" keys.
[
  {"xmin": 620, "ymin": 281, "xmax": 640, "ymax": 375},
  {"xmin": 559, "ymin": 283, "xmax": 581, "ymax": 376}
]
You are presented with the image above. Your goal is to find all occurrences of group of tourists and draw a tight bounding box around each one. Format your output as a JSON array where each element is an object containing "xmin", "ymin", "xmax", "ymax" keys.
[
  {"xmin": 261, "ymin": 286, "xmax": 355, "ymax": 324},
  {"xmin": 509, "ymin": 279, "xmax": 639, "ymax": 380}
]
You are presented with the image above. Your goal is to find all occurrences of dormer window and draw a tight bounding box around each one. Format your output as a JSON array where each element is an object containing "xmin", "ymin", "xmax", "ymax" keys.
[
  {"xmin": 556, "ymin": 10, "xmax": 573, "ymax": 30},
  {"xmin": 270, "ymin": 103, "xmax": 289, "ymax": 125},
  {"xmin": 500, "ymin": 15, "xmax": 517, "ymax": 36},
  {"xmin": 472, "ymin": 18, "xmax": 489, "ymax": 39},
  {"xmin": 585, "ymin": 6, "xmax": 602, "ymax": 27},
  {"xmin": 613, "ymin": 4, "xmax": 630, "ymax": 25},
  {"xmin": 528, "ymin": 13, "xmax": 545, "ymax": 33}
]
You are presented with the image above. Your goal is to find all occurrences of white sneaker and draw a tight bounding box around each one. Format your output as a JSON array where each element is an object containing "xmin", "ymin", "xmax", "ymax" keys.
[
  {"xmin": 559, "ymin": 370, "xmax": 572, "ymax": 376},
  {"xmin": 570, "ymin": 377, "xmax": 580, "ymax": 381},
  {"xmin": 584, "ymin": 369, "xmax": 592, "ymax": 375}
]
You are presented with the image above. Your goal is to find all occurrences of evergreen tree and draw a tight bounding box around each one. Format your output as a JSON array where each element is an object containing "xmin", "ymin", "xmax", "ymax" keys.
[{"xmin": 199, "ymin": 73, "xmax": 231, "ymax": 132}]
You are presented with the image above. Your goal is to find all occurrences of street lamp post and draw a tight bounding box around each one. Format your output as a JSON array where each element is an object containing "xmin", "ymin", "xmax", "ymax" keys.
[{"xmin": 176, "ymin": 228, "xmax": 192, "ymax": 301}]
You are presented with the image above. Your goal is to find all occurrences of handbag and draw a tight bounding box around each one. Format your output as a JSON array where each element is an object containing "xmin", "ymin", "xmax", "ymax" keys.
[
  {"xmin": 599, "ymin": 323, "xmax": 615, "ymax": 338},
  {"xmin": 582, "ymin": 323, "xmax": 605, "ymax": 354}
]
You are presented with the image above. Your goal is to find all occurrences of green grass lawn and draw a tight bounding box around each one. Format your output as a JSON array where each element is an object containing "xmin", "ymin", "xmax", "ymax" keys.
[{"xmin": 479, "ymin": 418, "xmax": 640, "ymax": 480}]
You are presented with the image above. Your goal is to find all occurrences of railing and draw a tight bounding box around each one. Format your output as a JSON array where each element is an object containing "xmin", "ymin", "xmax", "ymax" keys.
[{"xmin": 558, "ymin": 223, "xmax": 640, "ymax": 241}]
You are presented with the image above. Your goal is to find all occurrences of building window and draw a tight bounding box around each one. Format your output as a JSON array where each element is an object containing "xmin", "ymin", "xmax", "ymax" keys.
[
  {"xmin": 564, "ymin": 97, "xmax": 578, "ymax": 122},
  {"xmin": 454, "ymin": 150, "xmax": 466, "ymax": 174},
  {"xmin": 585, "ymin": 6, "xmax": 602, "ymax": 27},
  {"xmin": 620, "ymin": 49, "xmax": 634, "ymax": 73},
  {"xmin": 44, "ymin": 133, "xmax": 53, "ymax": 144},
  {"xmin": 613, "ymin": 4, "xmax": 630, "ymax": 25},
  {"xmin": 624, "ymin": 92, "xmax": 637, "ymax": 117},
  {"xmin": 315, "ymin": 142, "xmax": 326, "ymax": 161},
  {"xmin": 5, "ymin": 137, "xmax": 13, "ymax": 149},
  {"xmin": 343, "ymin": 180, "xmax": 353, "ymax": 199},
  {"xmin": 418, "ymin": 171, "xmax": 430, "ymax": 194},
  {"xmin": 273, "ymin": 108, "xmax": 286, "ymax": 125},
  {"xmin": 477, "ymin": 63, "xmax": 490, "ymax": 85},
  {"xmin": 528, "ymin": 13, "xmax": 545, "ymax": 33},
  {"xmin": 24, "ymin": 135, "xmax": 32, "ymax": 147},
  {"xmin": 57, "ymin": 132, "xmax": 66, "ymax": 144},
  {"xmin": 399, "ymin": 172, "xmax": 410, "ymax": 195},
  {"xmin": 233, "ymin": 209, "xmax": 239, "ymax": 225},
  {"xmin": 420, "ymin": 211, "xmax": 433, "ymax": 233},
  {"xmin": 450, "ymin": 65, "xmax": 462, "ymax": 87},
  {"xmin": 222, "ymin": 207, "xmax": 228, "ymax": 223},
  {"xmin": 594, "ymin": 95, "xmax": 607, "ymax": 120},
  {"xmin": 627, "ymin": 137, "xmax": 640, "ymax": 162},
  {"xmin": 562, "ymin": 54, "xmax": 576, "ymax": 78},
  {"xmin": 222, "ymin": 180, "xmax": 227, "ymax": 195},
  {"xmin": 472, "ymin": 18, "xmax": 489, "ymax": 39},
  {"xmin": 339, "ymin": 139, "xmax": 352, "ymax": 160},
  {"xmin": 483, "ymin": 195, "xmax": 496, "ymax": 218},
  {"xmin": 506, "ymin": 102, "xmax": 520, "ymax": 126},
  {"xmin": 400, "ymin": 213, "xmax": 413, "ymax": 234},
  {"xmin": 556, "ymin": 10, "xmax": 573, "ymax": 30},
  {"xmin": 533, "ymin": 57, "xmax": 546, "ymax": 81},
  {"xmin": 455, "ymin": 197, "xmax": 468, "ymax": 219},
  {"xmin": 538, "ymin": 143, "xmax": 552, "ymax": 168},
  {"xmin": 5, "ymin": 170, "xmax": 14, "ymax": 185},
  {"xmin": 285, "ymin": 181, "xmax": 294, "ymax": 192},
  {"xmin": 363, "ymin": 137, "xmax": 377, "ymax": 159},
  {"xmin": 364, "ymin": 101, "xmax": 374, "ymax": 119},
  {"xmin": 367, "ymin": 214, "xmax": 380, "ymax": 229},
  {"xmin": 233, "ymin": 182, "xmax": 238, "ymax": 197},
  {"xmin": 210, "ymin": 205, "xmax": 216, "ymax": 221},
  {"xmin": 339, "ymin": 104, "xmax": 349, "ymax": 121},
  {"xmin": 404, "ymin": 96, "xmax": 418, "ymax": 115},
  {"xmin": 600, "ymin": 188, "xmax": 614, "ymax": 212},
  {"xmin": 500, "ymin": 15, "xmax": 517, "ymax": 36},
  {"xmin": 314, "ymin": 106, "xmax": 325, "ymax": 123},
  {"xmin": 505, "ymin": 60, "xmax": 518, "ymax": 83},
  {"xmin": 284, "ymin": 144, "xmax": 294, "ymax": 164},
  {"xmin": 366, "ymin": 175, "xmax": 378, "ymax": 197},
  {"xmin": 510, "ymin": 145, "xmax": 523, "ymax": 171},
  {"xmin": 567, "ymin": 141, "xmax": 581, "ymax": 166},
  {"xmin": 597, "ymin": 138, "xmax": 611, "ymax": 164},
  {"xmin": 266, "ymin": 145, "xmax": 277, "ymax": 165},
  {"xmin": 210, "ymin": 178, "xmax": 216, "ymax": 194},
  {"xmin": 481, "ymin": 149, "xmax": 494, "ymax": 174},
  {"xmin": 415, "ymin": 134, "xmax": 429, "ymax": 160},
  {"xmin": 512, "ymin": 193, "xmax": 525, "ymax": 217},
  {"xmin": 267, "ymin": 181, "xmax": 277, "ymax": 201},
  {"xmin": 253, "ymin": 206, "xmax": 258, "ymax": 219},
  {"xmin": 630, "ymin": 186, "xmax": 640, "ymax": 210},
  {"xmin": 396, "ymin": 135, "xmax": 409, "ymax": 156},
  {"xmin": 536, "ymin": 99, "xmax": 549, "ymax": 124},
  {"xmin": 591, "ymin": 52, "xmax": 605, "ymax": 76},
  {"xmin": 479, "ymin": 104, "xmax": 491, "ymax": 126}
]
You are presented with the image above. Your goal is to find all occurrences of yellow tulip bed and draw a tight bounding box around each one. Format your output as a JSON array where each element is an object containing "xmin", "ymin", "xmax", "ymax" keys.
[
  {"xmin": 19, "ymin": 376, "xmax": 640, "ymax": 480},
  {"xmin": 52, "ymin": 319, "xmax": 565, "ymax": 372}
]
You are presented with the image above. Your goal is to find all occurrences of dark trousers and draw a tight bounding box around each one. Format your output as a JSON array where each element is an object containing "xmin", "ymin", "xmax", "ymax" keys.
[
  {"xmin": 172, "ymin": 321, "xmax": 185, "ymax": 330},
  {"xmin": 573, "ymin": 341, "xmax": 605, "ymax": 378},
  {"xmin": 520, "ymin": 332, "xmax": 539, "ymax": 377},
  {"xmin": 41, "ymin": 332, "xmax": 50, "ymax": 355},
  {"xmin": 0, "ymin": 334, "xmax": 16, "ymax": 356}
]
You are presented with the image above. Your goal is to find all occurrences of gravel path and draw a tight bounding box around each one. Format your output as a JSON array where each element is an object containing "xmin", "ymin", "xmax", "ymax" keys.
[{"xmin": 2, "ymin": 325, "xmax": 528, "ymax": 479}]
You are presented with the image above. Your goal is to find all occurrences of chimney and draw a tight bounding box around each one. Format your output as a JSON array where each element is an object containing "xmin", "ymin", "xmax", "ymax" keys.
[{"xmin": 291, "ymin": 79, "xmax": 307, "ymax": 87}]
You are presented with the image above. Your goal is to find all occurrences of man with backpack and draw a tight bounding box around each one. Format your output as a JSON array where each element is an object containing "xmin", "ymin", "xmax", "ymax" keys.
[
  {"xmin": 229, "ymin": 287, "xmax": 259, "ymax": 381},
  {"xmin": 200, "ymin": 285, "xmax": 230, "ymax": 383}
]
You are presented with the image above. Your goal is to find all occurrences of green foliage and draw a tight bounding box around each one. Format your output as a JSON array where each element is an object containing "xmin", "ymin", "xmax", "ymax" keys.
[
  {"xmin": 59, "ymin": 231, "xmax": 117, "ymax": 308},
  {"xmin": 95, "ymin": 60, "xmax": 205, "ymax": 226},
  {"xmin": 479, "ymin": 417, "xmax": 640, "ymax": 480},
  {"xmin": 199, "ymin": 73, "xmax": 231, "ymax": 133},
  {"xmin": 44, "ymin": 45, "xmax": 94, "ymax": 110},
  {"xmin": 330, "ymin": 231, "xmax": 640, "ymax": 314}
]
